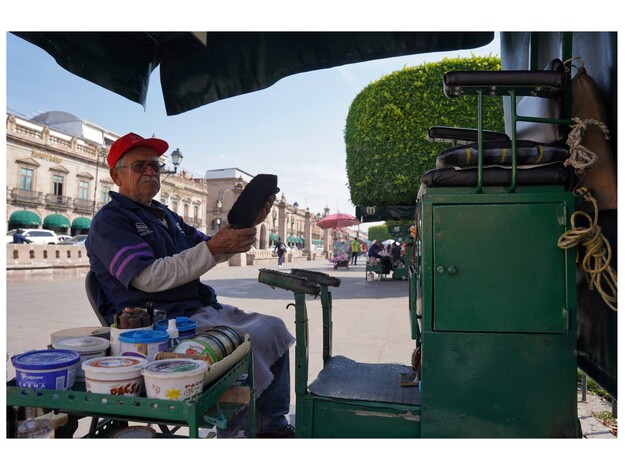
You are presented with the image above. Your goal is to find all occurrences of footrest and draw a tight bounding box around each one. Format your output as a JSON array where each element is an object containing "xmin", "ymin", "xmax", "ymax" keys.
[
  {"xmin": 258, "ymin": 269, "xmax": 321, "ymax": 296},
  {"xmin": 290, "ymin": 269, "xmax": 341, "ymax": 288},
  {"xmin": 308, "ymin": 355, "xmax": 420, "ymax": 406}
]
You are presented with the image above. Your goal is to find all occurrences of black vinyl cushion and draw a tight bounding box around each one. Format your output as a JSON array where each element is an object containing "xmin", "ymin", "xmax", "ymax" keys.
[
  {"xmin": 227, "ymin": 174, "xmax": 279, "ymax": 229},
  {"xmin": 421, "ymin": 165, "xmax": 572, "ymax": 187},
  {"xmin": 436, "ymin": 140, "xmax": 569, "ymax": 168}
]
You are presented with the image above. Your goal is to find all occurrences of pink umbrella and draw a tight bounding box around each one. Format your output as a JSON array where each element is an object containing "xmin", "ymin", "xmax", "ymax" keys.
[{"xmin": 317, "ymin": 213, "xmax": 360, "ymax": 230}]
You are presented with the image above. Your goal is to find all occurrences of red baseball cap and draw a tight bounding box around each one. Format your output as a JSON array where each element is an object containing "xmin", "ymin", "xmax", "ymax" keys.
[{"xmin": 107, "ymin": 132, "xmax": 169, "ymax": 168}]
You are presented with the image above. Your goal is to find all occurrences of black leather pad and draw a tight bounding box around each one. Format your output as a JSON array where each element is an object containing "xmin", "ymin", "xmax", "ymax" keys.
[{"xmin": 227, "ymin": 174, "xmax": 279, "ymax": 229}]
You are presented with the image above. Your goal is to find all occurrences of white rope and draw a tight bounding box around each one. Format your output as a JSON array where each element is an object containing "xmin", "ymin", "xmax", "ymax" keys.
[{"xmin": 564, "ymin": 117, "xmax": 610, "ymax": 171}]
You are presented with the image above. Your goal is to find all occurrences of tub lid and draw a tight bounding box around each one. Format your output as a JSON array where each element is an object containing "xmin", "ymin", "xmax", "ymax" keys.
[
  {"xmin": 12, "ymin": 349, "xmax": 80, "ymax": 370},
  {"xmin": 82, "ymin": 356, "xmax": 147, "ymax": 373},
  {"xmin": 53, "ymin": 336, "xmax": 110, "ymax": 354},
  {"xmin": 118, "ymin": 329, "xmax": 169, "ymax": 344},
  {"xmin": 154, "ymin": 316, "xmax": 198, "ymax": 333},
  {"xmin": 142, "ymin": 359, "xmax": 208, "ymax": 376}
]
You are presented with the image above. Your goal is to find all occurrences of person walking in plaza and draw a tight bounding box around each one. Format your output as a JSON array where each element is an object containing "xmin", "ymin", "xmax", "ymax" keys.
[
  {"xmin": 86, "ymin": 132, "xmax": 295, "ymax": 438},
  {"xmin": 12, "ymin": 228, "xmax": 32, "ymax": 244},
  {"xmin": 274, "ymin": 237, "xmax": 287, "ymax": 267},
  {"xmin": 350, "ymin": 237, "xmax": 361, "ymax": 265}
]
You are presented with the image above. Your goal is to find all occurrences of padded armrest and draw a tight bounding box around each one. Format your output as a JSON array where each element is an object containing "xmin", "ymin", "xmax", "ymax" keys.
[
  {"xmin": 443, "ymin": 59, "xmax": 566, "ymax": 99},
  {"xmin": 427, "ymin": 126, "xmax": 510, "ymax": 144}
]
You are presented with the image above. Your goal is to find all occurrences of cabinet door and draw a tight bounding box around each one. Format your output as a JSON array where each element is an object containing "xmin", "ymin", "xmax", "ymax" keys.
[{"xmin": 432, "ymin": 203, "xmax": 568, "ymax": 333}]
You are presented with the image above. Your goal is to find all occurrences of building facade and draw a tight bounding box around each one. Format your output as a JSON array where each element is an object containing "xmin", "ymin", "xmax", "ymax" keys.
[{"xmin": 6, "ymin": 111, "xmax": 328, "ymax": 254}]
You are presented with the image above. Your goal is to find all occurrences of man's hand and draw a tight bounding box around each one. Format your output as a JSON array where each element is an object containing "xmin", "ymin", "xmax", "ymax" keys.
[
  {"xmin": 254, "ymin": 195, "xmax": 276, "ymax": 226},
  {"xmin": 207, "ymin": 225, "xmax": 257, "ymax": 256}
]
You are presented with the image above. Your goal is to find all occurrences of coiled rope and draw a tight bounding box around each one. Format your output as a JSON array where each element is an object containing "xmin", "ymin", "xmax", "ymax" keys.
[{"xmin": 557, "ymin": 186, "xmax": 617, "ymax": 311}]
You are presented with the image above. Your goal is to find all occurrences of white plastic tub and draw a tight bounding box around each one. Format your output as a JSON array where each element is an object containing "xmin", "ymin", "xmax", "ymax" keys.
[
  {"xmin": 141, "ymin": 359, "xmax": 208, "ymax": 401},
  {"xmin": 82, "ymin": 356, "xmax": 147, "ymax": 397},
  {"xmin": 52, "ymin": 336, "xmax": 110, "ymax": 382}
]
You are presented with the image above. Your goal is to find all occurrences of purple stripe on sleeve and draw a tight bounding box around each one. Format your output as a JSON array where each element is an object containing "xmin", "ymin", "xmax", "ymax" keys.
[
  {"xmin": 114, "ymin": 250, "xmax": 155, "ymax": 279},
  {"xmin": 109, "ymin": 242, "xmax": 150, "ymax": 275}
]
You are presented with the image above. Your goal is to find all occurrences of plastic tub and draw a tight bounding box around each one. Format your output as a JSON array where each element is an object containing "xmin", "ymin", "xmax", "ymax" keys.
[
  {"xmin": 109, "ymin": 325, "xmax": 152, "ymax": 356},
  {"xmin": 154, "ymin": 316, "xmax": 198, "ymax": 340},
  {"xmin": 82, "ymin": 356, "xmax": 147, "ymax": 396},
  {"xmin": 52, "ymin": 336, "xmax": 110, "ymax": 382},
  {"xmin": 174, "ymin": 337, "xmax": 223, "ymax": 364},
  {"xmin": 12, "ymin": 349, "xmax": 80, "ymax": 390},
  {"xmin": 118, "ymin": 330, "xmax": 169, "ymax": 361},
  {"xmin": 142, "ymin": 359, "xmax": 208, "ymax": 401},
  {"xmin": 50, "ymin": 326, "xmax": 110, "ymax": 343}
]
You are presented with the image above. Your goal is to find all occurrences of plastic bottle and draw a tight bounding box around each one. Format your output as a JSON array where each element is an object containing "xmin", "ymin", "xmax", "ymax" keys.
[{"xmin": 166, "ymin": 319, "xmax": 180, "ymax": 351}]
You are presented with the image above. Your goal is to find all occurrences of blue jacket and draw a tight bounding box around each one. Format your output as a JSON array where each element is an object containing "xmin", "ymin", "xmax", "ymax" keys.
[{"xmin": 86, "ymin": 192, "xmax": 221, "ymax": 323}]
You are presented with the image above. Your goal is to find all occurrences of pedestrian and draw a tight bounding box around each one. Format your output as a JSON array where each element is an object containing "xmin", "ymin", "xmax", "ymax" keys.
[
  {"xmin": 86, "ymin": 132, "xmax": 295, "ymax": 438},
  {"xmin": 350, "ymin": 237, "xmax": 361, "ymax": 265},
  {"xmin": 274, "ymin": 237, "xmax": 287, "ymax": 267},
  {"xmin": 12, "ymin": 228, "xmax": 32, "ymax": 244}
]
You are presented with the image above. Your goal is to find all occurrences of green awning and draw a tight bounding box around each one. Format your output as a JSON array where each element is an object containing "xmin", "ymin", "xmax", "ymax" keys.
[
  {"xmin": 72, "ymin": 217, "xmax": 91, "ymax": 229},
  {"xmin": 9, "ymin": 210, "xmax": 41, "ymax": 227},
  {"xmin": 43, "ymin": 214, "xmax": 70, "ymax": 229},
  {"xmin": 269, "ymin": 233, "xmax": 279, "ymax": 241}
]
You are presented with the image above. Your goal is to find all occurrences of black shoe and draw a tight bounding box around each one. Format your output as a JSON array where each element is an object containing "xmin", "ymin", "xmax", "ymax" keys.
[{"xmin": 256, "ymin": 424, "xmax": 295, "ymax": 438}]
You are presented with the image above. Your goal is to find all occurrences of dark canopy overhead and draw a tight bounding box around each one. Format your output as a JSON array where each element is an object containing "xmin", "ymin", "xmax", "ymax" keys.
[
  {"xmin": 13, "ymin": 32, "xmax": 494, "ymax": 115},
  {"xmin": 356, "ymin": 205, "xmax": 416, "ymax": 223}
]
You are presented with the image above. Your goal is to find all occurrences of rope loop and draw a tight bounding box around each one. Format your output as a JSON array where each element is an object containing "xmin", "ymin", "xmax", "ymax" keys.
[{"xmin": 564, "ymin": 117, "xmax": 610, "ymax": 170}]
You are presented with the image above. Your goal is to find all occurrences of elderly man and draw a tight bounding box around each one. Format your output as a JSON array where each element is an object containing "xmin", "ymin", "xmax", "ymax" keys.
[{"xmin": 86, "ymin": 132, "xmax": 294, "ymax": 438}]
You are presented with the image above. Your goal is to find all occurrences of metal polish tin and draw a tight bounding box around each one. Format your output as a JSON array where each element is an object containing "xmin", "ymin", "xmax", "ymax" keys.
[
  {"xmin": 12, "ymin": 349, "xmax": 81, "ymax": 390},
  {"xmin": 173, "ymin": 338, "xmax": 219, "ymax": 364}
]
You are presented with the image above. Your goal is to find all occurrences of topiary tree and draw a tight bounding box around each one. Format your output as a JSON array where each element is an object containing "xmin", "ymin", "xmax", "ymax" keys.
[{"xmin": 345, "ymin": 55, "xmax": 503, "ymax": 206}]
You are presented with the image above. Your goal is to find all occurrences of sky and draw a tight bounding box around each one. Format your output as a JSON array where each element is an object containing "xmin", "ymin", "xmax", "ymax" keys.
[{"xmin": 4, "ymin": 31, "xmax": 500, "ymax": 227}]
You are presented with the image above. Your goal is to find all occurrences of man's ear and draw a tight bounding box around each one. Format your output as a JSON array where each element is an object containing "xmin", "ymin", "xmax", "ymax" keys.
[{"xmin": 110, "ymin": 167, "xmax": 121, "ymax": 186}]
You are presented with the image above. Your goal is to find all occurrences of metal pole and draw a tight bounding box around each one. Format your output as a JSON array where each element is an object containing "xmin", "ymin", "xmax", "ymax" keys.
[{"xmin": 92, "ymin": 147, "xmax": 106, "ymax": 217}]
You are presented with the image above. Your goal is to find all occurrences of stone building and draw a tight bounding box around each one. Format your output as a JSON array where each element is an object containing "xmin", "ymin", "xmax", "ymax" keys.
[
  {"xmin": 6, "ymin": 111, "xmax": 328, "ymax": 256},
  {"xmin": 5, "ymin": 111, "xmax": 207, "ymax": 236}
]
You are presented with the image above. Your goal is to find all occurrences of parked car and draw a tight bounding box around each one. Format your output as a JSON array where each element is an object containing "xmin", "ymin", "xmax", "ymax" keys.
[
  {"xmin": 57, "ymin": 235, "xmax": 73, "ymax": 243},
  {"xmin": 58, "ymin": 234, "xmax": 88, "ymax": 245},
  {"xmin": 6, "ymin": 228, "xmax": 58, "ymax": 245}
]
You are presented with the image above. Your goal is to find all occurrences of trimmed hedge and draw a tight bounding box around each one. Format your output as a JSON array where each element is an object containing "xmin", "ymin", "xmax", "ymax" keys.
[{"xmin": 345, "ymin": 55, "xmax": 503, "ymax": 206}]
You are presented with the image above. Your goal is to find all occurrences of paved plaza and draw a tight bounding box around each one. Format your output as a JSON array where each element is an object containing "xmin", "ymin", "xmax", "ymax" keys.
[{"xmin": 5, "ymin": 257, "xmax": 615, "ymax": 440}]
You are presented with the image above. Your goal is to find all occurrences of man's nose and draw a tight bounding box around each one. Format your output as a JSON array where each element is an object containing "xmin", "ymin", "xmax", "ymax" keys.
[{"xmin": 144, "ymin": 163, "xmax": 159, "ymax": 175}]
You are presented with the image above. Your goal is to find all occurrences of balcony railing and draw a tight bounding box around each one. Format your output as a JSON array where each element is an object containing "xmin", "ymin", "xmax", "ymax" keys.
[
  {"xmin": 44, "ymin": 193, "xmax": 72, "ymax": 209},
  {"xmin": 73, "ymin": 198, "xmax": 93, "ymax": 212},
  {"xmin": 10, "ymin": 188, "xmax": 43, "ymax": 205}
]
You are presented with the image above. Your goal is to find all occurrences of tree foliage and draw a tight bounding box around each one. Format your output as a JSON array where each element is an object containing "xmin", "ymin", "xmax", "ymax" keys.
[{"xmin": 345, "ymin": 55, "xmax": 503, "ymax": 206}]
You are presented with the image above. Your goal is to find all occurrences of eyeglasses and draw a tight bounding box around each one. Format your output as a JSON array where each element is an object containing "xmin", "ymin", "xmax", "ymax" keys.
[{"xmin": 118, "ymin": 160, "xmax": 166, "ymax": 174}]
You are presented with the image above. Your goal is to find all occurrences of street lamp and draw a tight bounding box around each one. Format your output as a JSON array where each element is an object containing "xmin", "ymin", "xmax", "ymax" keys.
[{"xmin": 162, "ymin": 148, "xmax": 184, "ymax": 174}]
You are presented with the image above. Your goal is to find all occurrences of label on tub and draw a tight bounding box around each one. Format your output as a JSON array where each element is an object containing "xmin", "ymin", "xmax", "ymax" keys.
[{"xmin": 118, "ymin": 330, "xmax": 169, "ymax": 361}]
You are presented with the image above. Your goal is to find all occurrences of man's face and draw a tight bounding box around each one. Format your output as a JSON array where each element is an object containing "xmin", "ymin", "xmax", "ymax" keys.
[{"xmin": 110, "ymin": 147, "xmax": 161, "ymax": 205}]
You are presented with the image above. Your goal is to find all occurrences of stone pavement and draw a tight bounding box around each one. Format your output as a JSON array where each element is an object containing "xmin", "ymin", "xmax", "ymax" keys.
[{"xmin": 5, "ymin": 257, "xmax": 616, "ymax": 438}]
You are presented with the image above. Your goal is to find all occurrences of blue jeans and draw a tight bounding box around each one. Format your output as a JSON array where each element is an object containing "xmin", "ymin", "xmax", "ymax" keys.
[
  {"xmin": 218, "ymin": 351, "xmax": 291, "ymax": 437},
  {"xmin": 278, "ymin": 253, "xmax": 284, "ymax": 265}
]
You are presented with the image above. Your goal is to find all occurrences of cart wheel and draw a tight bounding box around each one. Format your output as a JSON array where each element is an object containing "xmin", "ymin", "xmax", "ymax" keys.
[{"xmin": 402, "ymin": 275, "xmax": 407, "ymax": 280}]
